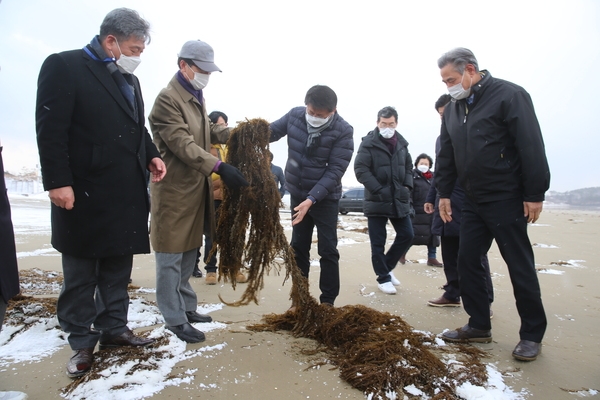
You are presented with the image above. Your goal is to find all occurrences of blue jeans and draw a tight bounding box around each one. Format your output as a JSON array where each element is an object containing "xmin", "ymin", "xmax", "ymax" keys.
[
  {"xmin": 290, "ymin": 196, "xmax": 340, "ymax": 305},
  {"xmin": 368, "ymin": 216, "xmax": 414, "ymax": 283}
]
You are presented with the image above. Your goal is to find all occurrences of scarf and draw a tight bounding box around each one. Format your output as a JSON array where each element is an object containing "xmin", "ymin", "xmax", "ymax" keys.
[
  {"xmin": 422, "ymin": 170, "xmax": 433, "ymax": 180},
  {"xmin": 176, "ymin": 71, "xmax": 203, "ymax": 104},
  {"xmin": 379, "ymin": 133, "xmax": 398, "ymax": 153},
  {"xmin": 85, "ymin": 36, "xmax": 137, "ymax": 114},
  {"xmin": 305, "ymin": 113, "xmax": 334, "ymax": 158}
]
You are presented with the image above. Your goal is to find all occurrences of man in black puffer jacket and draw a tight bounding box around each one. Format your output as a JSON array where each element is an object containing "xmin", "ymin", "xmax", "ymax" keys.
[
  {"xmin": 270, "ymin": 85, "xmax": 354, "ymax": 307},
  {"xmin": 354, "ymin": 106, "xmax": 414, "ymax": 295},
  {"xmin": 435, "ymin": 48, "xmax": 550, "ymax": 362}
]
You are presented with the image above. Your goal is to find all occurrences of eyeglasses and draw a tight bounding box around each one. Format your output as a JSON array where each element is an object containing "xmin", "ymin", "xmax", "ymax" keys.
[{"xmin": 378, "ymin": 122, "xmax": 397, "ymax": 128}]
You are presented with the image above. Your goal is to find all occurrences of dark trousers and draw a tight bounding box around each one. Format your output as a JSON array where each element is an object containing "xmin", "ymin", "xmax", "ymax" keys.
[
  {"xmin": 57, "ymin": 253, "xmax": 133, "ymax": 349},
  {"xmin": 290, "ymin": 197, "xmax": 340, "ymax": 305},
  {"xmin": 440, "ymin": 236, "xmax": 494, "ymax": 304},
  {"xmin": 367, "ymin": 216, "xmax": 414, "ymax": 283},
  {"xmin": 198, "ymin": 200, "xmax": 221, "ymax": 273},
  {"xmin": 459, "ymin": 197, "xmax": 546, "ymax": 342}
]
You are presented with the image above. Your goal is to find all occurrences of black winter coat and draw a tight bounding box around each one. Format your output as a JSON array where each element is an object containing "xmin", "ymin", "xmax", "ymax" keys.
[
  {"xmin": 0, "ymin": 148, "xmax": 20, "ymax": 302},
  {"xmin": 436, "ymin": 71, "xmax": 550, "ymax": 203},
  {"xmin": 270, "ymin": 107, "xmax": 354, "ymax": 202},
  {"xmin": 36, "ymin": 46, "xmax": 160, "ymax": 258},
  {"xmin": 354, "ymin": 130, "xmax": 413, "ymax": 218},
  {"xmin": 410, "ymin": 168, "xmax": 435, "ymax": 246}
]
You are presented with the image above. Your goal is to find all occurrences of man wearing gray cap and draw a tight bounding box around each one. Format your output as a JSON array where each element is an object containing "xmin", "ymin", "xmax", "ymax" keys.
[{"xmin": 149, "ymin": 40, "xmax": 248, "ymax": 343}]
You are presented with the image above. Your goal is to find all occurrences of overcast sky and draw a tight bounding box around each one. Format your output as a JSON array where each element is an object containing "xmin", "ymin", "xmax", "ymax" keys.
[{"xmin": 0, "ymin": 0, "xmax": 598, "ymax": 192}]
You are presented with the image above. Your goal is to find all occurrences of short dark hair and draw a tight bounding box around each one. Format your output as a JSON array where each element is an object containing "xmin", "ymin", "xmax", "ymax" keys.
[
  {"xmin": 377, "ymin": 106, "xmax": 398, "ymax": 123},
  {"xmin": 435, "ymin": 94, "xmax": 452, "ymax": 111},
  {"xmin": 267, "ymin": 150, "xmax": 274, "ymax": 161},
  {"xmin": 415, "ymin": 153, "xmax": 433, "ymax": 168},
  {"xmin": 99, "ymin": 8, "xmax": 151, "ymax": 43},
  {"xmin": 304, "ymin": 85, "xmax": 337, "ymax": 112},
  {"xmin": 208, "ymin": 111, "xmax": 228, "ymax": 124}
]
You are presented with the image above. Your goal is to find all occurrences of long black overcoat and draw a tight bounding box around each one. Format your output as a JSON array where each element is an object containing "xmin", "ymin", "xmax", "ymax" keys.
[{"xmin": 36, "ymin": 47, "xmax": 160, "ymax": 258}]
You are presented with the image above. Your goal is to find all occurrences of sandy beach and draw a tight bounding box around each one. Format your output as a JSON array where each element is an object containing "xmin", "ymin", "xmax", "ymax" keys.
[{"xmin": 1, "ymin": 195, "xmax": 599, "ymax": 399}]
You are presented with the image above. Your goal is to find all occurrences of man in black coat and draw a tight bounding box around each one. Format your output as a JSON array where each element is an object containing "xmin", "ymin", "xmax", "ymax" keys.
[
  {"xmin": 435, "ymin": 48, "xmax": 550, "ymax": 361},
  {"xmin": 354, "ymin": 106, "xmax": 414, "ymax": 295},
  {"xmin": 35, "ymin": 8, "xmax": 166, "ymax": 378},
  {"xmin": 425, "ymin": 94, "xmax": 493, "ymax": 309},
  {"xmin": 270, "ymin": 85, "xmax": 354, "ymax": 307}
]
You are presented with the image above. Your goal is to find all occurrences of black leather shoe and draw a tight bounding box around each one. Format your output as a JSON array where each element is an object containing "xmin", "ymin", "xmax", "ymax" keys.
[
  {"xmin": 442, "ymin": 324, "xmax": 492, "ymax": 343},
  {"xmin": 192, "ymin": 267, "xmax": 203, "ymax": 278},
  {"xmin": 166, "ymin": 322, "xmax": 206, "ymax": 343},
  {"xmin": 99, "ymin": 329, "xmax": 155, "ymax": 350},
  {"xmin": 512, "ymin": 340, "xmax": 541, "ymax": 361},
  {"xmin": 66, "ymin": 347, "xmax": 94, "ymax": 378},
  {"xmin": 186, "ymin": 311, "xmax": 213, "ymax": 323}
]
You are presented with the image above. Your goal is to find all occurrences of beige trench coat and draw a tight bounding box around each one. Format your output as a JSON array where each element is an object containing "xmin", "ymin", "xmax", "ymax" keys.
[{"xmin": 149, "ymin": 74, "xmax": 229, "ymax": 253}]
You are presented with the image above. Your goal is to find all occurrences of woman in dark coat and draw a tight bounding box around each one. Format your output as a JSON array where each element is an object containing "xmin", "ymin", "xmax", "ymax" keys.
[{"xmin": 401, "ymin": 153, "xmax": 442, "ymax": 266}]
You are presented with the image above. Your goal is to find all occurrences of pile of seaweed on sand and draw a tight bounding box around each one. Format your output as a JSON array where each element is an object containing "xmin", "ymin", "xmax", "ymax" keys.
[{"xmin": 215, "ymin": 118, "xmax": 489, "ymax": 399}]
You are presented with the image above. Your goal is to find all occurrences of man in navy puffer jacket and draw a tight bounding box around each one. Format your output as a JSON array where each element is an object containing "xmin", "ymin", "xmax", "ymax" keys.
[{"xmin": 270, "ymin": 85, "xmax": 354, "ymax": 307}]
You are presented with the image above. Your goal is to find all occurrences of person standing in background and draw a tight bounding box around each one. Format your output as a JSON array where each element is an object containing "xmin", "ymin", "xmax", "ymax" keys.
[
  {"xmin": 399, "ymin": 153, "xmax": 442, "ymax": 267},
  {"xmin": 354, "ymin": 106, "xmax": 414, "ymax": 295},
  {"xmin": 424, "ymin": 94, "xmax": 494, "ymax": 311},
  {"xmin": 268, "ymin": 150, "xmax": 286, "ymax": 198}
]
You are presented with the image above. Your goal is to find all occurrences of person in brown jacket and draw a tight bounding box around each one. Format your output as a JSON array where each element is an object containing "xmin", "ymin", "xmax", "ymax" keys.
[{"xmin": 149, "ymin": 40, "xmax": 248, "ymax": 344}]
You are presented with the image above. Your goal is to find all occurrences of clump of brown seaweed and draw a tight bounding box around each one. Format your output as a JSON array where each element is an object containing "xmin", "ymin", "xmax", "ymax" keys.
[{"xmin": 215, "ymin": 117, "xmax": 489, "ymax": 398}]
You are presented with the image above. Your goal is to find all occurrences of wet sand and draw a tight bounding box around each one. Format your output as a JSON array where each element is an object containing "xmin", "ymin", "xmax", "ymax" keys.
[{"xmin": 2, "ymin": 197, "xmax": 599, "ymax": 399}]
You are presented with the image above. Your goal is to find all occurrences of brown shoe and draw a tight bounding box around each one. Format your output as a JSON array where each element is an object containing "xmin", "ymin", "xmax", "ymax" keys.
[
  {"xmin": 512, "ymin": 340, "xmax": 541, "ymax": 361},
  {"xmin": 236, "ymin": 271, "xmax": 248, "ymax": 283},
  {"xmin": 399, "ymin": 255, "xmax": 406, "ymax": 265},
  {"xmin": 428, "ymin": 296, "xmax": 461, "ymax": 307},
  {"xmin": 99, "ymin": 329, "xmax": 155, "ymax": 350},
  {"xmin": 66, "ymin": 347, "xmax": 94, "ymax": 378},
  {"xmin": 442, "ymin": 324, "xmax": 492, "ymax": 343},
  {"xmin": 205, "ymin": 272, "xmax": 217, "ymax": 285},
  {"xmin": 427, "ymin": 258, "xmax": 443, "ymax": 267}
]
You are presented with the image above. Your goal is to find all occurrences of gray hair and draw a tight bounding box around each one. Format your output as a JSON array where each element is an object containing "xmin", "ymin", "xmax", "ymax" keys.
[
  {"xmin": 99, "ymin": 8, "xmax": 151, "ymax": 43},
  {"xmin": 437, "ymin": 47, "xmax": 479, "ymax": 73}
]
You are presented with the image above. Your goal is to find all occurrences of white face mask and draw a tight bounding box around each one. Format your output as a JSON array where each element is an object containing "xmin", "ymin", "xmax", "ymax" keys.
[
  {"xmin": 187, "ymin": 64, "xmax": 210, "ymax": 90},
  {"xmin": 114, "ymin": 39, "xmax": 141, "ymax": 74},
  {"xmin": 417, "ymin": 164, "xmax": 429, "ymax": 173},
  {"xmin": 448, "ymin": 71, "xmax": 472, "ymax": 100},
  {"xmin": 306, "ymin": 112, "xmax": 331, "ymax": 128},
  {"xmin": 379, "ymin": 127, "xmax": 395, "ymax": 139}
]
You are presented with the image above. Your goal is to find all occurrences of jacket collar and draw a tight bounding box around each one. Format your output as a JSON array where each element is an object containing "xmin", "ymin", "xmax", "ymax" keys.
[
  {"xmin": 363, "ymin": 129, "xmax": 409, "ymax": 151},
  {"xmin": 83, "ymin": 41, "xmax": 139, "ymax": 122}
]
